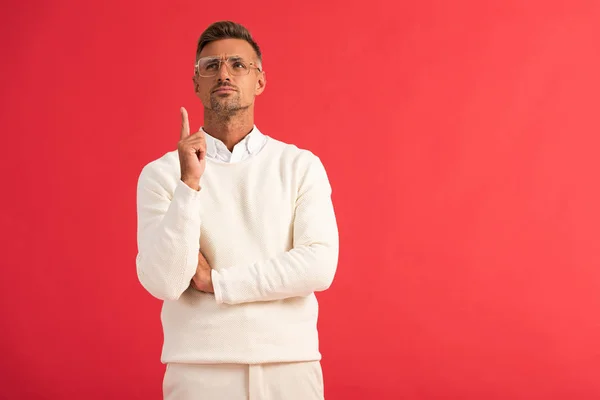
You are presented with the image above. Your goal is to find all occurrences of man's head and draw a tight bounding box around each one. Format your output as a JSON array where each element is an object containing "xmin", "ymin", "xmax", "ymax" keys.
[{"xmin": 193, "ymin": 21, "xmax": 266, "ymax": 117}]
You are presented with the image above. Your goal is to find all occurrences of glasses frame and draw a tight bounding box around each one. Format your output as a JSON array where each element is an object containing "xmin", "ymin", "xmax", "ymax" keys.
[{"xmin": 194, "ymin": 56, "xmax": 262, "ymax": 78}]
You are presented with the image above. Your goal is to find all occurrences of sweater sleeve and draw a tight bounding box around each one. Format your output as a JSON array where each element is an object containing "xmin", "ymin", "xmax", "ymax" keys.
[
  {"xmin": 135, "ymin": 160, "xmax": 202, "ymax": 301},
  {"xmin": 211, "ymin": 155, "xmax": 339, "ymax": 305}
]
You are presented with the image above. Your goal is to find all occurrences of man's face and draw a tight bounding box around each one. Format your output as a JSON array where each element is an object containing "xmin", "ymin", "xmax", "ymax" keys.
[{"xmin": 193, "ymin": 38, "xmax": 266, "ymax": 115}]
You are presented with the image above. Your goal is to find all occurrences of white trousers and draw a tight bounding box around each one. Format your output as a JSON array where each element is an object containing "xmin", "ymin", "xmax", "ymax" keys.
[{"xmin": 163, "ymin": 361, "xmax": 325, "ymax": 400}]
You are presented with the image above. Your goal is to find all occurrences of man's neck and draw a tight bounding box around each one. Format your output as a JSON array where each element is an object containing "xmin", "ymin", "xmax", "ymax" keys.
[{"xmin": 203, "ymin": 110, "xmax": 254, "ymax": 152}]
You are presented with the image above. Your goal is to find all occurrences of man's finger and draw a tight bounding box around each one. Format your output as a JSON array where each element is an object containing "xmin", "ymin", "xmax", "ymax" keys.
[
  {"xmin": 188, "ymin": 131, "xmax": 206, "ymax": 141},
  {"xmin": 180, "ymin": 107, "xmax": 190, "ymax": 139}
]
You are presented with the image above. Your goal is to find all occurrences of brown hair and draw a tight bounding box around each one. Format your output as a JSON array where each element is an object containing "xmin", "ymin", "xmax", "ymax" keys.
[{"xmin": 196, "ymin": 21, "xmax": 262, "ymax": 65}]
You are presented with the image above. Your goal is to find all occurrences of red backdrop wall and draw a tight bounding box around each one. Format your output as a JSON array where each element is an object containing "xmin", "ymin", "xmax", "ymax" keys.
[{"xmin": 2, "ymin": 0, "xmax": 600, "ymax": 399}]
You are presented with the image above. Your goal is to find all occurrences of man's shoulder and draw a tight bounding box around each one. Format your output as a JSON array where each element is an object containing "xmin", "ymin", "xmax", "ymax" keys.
[
  {"xmin": 265, "ymin": 137, "xmax": 320, "ymax": 165},
  {"xmin": 138, "ymin": 149, "xmax": 180, "ymax": 182},
  {"xmin": 263, "ymin": 137, "xmax": 331, "ymax": 190},
  {"xmin": 143, "ymin": 149, "xmax": 178, "ymax": 167}
]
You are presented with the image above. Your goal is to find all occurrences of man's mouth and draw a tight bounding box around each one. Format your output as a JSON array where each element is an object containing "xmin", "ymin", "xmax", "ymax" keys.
[{"xmin": 213, "ymin": 86, "xmax": 236, "ymax": 93}]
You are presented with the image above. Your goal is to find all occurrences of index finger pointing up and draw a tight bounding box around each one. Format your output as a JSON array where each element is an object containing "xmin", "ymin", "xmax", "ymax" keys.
[{"xmin": 180, "ymin": 107, "xmax": 190, "ymax": 139}]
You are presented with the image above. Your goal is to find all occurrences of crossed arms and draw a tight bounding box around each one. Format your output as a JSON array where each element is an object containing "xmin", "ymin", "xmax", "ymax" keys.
[{"xmin": 135, "ymin": 155, "xmax": 339, "ymax": 304}]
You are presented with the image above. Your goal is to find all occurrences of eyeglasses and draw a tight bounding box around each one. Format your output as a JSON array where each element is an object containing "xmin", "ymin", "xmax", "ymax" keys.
[{"xmin": 195, "ymin": 56, "xmax": 262, "ymax": 77}]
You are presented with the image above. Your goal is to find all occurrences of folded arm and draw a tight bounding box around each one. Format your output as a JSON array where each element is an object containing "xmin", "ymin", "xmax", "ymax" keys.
[
  {"xmin": 211, "ymin": 155, "xmax": 339, "ymax": 305},
  {"xmin": 136, "ymin": 163, "xmax": 202, "ymax": 301}
]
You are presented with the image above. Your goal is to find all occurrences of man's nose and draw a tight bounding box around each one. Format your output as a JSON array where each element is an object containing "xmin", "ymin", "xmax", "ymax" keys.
[{"xmin": 216, "ymin": 62, "xmax": 231, "ymax": 81}]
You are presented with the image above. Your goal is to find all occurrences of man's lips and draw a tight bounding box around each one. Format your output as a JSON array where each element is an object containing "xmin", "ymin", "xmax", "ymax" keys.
[{"xmin": 212, "ymin": 87, "xmax": 236, "ymax": 93}]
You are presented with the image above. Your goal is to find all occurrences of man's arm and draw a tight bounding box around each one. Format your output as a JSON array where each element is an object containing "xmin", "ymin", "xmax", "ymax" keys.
[
  {"xmin": 211, "ymin": 155, "xmax": 339, "ymax": 305},
  {"xmin": 136, "ymin": 107, "xmax": 207, "ymax": 301},
  {"xmin": 136, "ymin": 166, "xmax": 202, "ymax": 301}
]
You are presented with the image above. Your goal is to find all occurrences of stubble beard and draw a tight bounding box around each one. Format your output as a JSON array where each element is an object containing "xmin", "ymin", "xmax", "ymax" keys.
[{"xmin": 209, "ymin": 94, "xmax": 249, "ymax": 121}]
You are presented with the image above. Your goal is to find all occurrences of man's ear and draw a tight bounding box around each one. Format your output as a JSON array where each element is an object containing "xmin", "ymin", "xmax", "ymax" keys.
[
  {"xmin": 255, "ymin": 71, "xmax": 266, "ymax": 96},
  {"xmin": 192, "ymin": 75, "xmax": 200, "ymax": 94}
]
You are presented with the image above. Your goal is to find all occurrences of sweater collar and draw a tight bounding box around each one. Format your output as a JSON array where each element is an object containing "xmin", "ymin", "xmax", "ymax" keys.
[{"xmin": 202, "ymin": 125, "xmax": 264, "ymax": 158}]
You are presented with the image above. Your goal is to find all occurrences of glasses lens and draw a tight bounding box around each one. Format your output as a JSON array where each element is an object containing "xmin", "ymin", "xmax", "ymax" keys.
[
  {"xmin": 225, "ymin": 59, "xmax": 249, "ymax": 76},
  {"xmin": 197, "ymin": 57, "xmax": 251, "ymax": 77},
  {"xmin": 197, "ymin": 58, "xmax": 219, "ymax": 76}
]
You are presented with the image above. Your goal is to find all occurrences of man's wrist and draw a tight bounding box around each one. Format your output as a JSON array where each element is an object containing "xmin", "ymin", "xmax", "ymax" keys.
[{"xmin": 181, "ymin": 177, "xmax": 201, "ymax": 191}]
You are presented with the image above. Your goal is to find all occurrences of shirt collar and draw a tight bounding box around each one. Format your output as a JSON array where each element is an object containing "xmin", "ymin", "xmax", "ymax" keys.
[{"xmin": 202, "ymin": 125, "xmax": 264, "ymax": 157}]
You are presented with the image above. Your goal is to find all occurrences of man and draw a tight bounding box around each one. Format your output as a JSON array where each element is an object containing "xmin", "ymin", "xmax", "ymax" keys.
[{"xmin": 135, "ymin": 21, "xmax": 339, "ymax": 400}]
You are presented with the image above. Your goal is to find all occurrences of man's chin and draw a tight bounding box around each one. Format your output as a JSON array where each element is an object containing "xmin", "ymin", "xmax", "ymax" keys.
[{"xmin": 209, "ymin": 100, "xmax": 249, "ymax": 115}]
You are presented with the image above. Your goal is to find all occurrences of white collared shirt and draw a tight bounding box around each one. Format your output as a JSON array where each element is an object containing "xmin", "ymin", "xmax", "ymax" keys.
[{"xmin": 202, "ymin": 126, "xmax": 268, "ymax": 163}]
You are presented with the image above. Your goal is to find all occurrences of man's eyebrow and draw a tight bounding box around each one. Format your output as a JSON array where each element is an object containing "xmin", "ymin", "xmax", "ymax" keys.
[{"xmin": 199, "ymin": 54, "xmax": 253, "ymax": 63}]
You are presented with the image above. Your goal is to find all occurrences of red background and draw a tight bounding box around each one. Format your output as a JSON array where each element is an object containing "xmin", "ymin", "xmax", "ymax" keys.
[{"xmin": 2, "ymin": 0, "xmax": 600, "ymax": 399}]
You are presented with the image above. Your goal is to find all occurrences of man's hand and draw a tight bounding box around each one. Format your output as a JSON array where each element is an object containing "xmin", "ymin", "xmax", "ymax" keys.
[
  {"xmin": 178, "ymin": 107, "xmax": 206, "ymax": 191},
  {"xmin": 191, "ymin": 251, "xmax": 214, "ymax": 293}
]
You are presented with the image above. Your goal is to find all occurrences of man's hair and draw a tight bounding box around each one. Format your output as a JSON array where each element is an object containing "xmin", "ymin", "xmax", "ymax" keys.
[{"xmin": 196, "ymin": 21, "xmax": 262, "ymax": 65}]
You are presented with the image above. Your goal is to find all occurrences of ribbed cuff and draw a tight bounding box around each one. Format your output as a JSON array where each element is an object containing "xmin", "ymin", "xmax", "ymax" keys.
[{"xmin": 212, "ymin": 269, "xmax": 224, "ymax": 304}]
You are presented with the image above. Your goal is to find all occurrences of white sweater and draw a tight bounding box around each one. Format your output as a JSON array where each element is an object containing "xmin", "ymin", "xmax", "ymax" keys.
[{"xmin": 135, "ymin": 136, "xmax": 339, "ymax": 364}]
